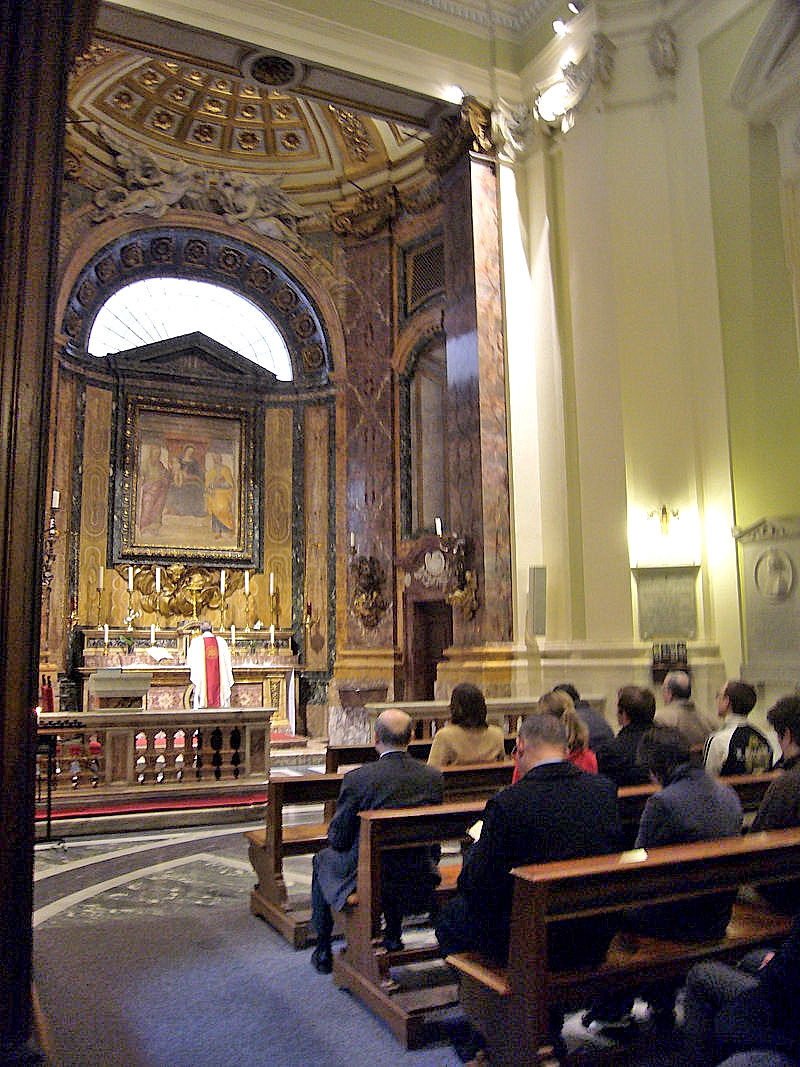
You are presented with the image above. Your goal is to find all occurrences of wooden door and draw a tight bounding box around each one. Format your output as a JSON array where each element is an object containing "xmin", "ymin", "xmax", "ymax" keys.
[{"xmin": 409, "ymin": 600, "xmax": 453, "ymax": 700}]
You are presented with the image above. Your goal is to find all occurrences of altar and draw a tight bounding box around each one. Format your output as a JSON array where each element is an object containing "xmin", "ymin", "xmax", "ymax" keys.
[{"xmin": 80, "ymin": 627, "xmax": 297, "ymax": 733}]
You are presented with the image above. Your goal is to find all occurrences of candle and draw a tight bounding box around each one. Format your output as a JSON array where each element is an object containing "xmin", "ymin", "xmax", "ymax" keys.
[
  {"xmin": 98, "ymin": 565, "xmax": 104, "ymax": 591},
  {"xmin": 435, "ymin": 516, "xmax": 442, "ymax": 537},
  {"xmin": 51, "ymin": 489, "xmax": 60, "ymax": 510},
  {"xmin": 103, "ymin": 624, "xmax": 109, "ymax": 645},
  {"xmin": 220, "ymin": 569, "xmax": 226, "ymax": 595},
  {"xmin": 269, "ymin": 571, "xmax": 274, "ymax": 596},
  {"xmin": 231, "ymin": 624, "xmax": 236, "ymax": 646},
  {"xmin": 243, "ymin": 570, "xmax": 249, "ymax": 595},
  {"xmin": 350, "ymin": 530, "xmax": 355, "ymax": 549},
  {"xmin": 128, "ymin": 566, "xmax": 134, "ymax": 592},
  {"xmin": 155, "ymin": 566, "xmax": 161, "ymax": 594},
  {"xmin": 269, "ymin": 623, "xmax": 275, "ymax": 645},
  {"xmin": 150, "ymin": 624, "xmax": 156, "ymax": 645}
]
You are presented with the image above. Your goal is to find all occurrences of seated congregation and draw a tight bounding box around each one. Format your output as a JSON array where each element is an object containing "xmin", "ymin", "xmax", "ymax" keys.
[{"xmin": 291, "ymin": 682, "xmax": 800, "ymax": 1064}]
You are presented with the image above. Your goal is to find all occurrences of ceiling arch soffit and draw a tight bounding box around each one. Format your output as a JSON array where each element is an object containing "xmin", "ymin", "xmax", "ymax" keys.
[{"xmin": 60, "ymin": 226, "xmax": 334, "ymax": 388}]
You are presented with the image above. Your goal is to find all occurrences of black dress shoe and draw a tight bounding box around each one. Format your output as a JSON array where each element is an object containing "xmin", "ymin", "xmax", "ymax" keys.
[{"xmin": 311, "ymin": 946, "xmax": 332, "ymax": 974}]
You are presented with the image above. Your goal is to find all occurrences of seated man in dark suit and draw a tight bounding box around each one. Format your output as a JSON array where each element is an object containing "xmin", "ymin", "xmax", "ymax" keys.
[
  {"xmin": 597, "ymin": 685, "xmax": 656, "ymax": 786},
  {"xmin": 553, "ymin": 681, "xmax": 615, "ymax": 756},
  {"xmin": 435, "ymin": 712, "xmax": 622, "ymax": 968},
  {"xmin": 310, "ymin": 708, "xmax": 443, "ymax": 974}
]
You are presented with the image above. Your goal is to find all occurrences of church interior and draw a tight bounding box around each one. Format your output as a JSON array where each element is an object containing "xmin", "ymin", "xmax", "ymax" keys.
[{"xmin": 3, "ymin": 0, "xmax": 800, "ymax": 1060}]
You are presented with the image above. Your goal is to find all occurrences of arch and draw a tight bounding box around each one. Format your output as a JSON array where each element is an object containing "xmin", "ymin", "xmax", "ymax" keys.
[{"xmin": 60, "ymin": 223, "xmax": 335, "ymax": 388}]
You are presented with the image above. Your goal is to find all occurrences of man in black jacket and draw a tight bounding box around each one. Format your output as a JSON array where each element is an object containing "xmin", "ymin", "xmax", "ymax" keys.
[
  {"xmin": 597, "ymin": 685, "xmax": 657, "ymax": 786},
  {"xmin": 310, "ymin": 708, "xmax": 443, "ymax": 974},
  {"xmin": 435, "ymin": 712, "xmax": 622, "ymax": 967}
]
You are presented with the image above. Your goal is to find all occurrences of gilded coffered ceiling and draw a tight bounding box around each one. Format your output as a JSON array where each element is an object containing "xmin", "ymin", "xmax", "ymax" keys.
[{"xmin": 67, "ymin": 39, "xmax": 438, "ymax": 209}]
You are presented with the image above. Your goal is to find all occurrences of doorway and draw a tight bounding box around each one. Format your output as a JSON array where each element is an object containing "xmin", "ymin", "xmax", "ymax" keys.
[{"xmin": 409, "ymin": 600, "xmax": 453, "ymax": 700}]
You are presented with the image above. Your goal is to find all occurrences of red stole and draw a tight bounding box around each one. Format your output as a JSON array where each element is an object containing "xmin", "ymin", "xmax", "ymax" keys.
[{"xmin": 203, "ymin": 634, "xmax": 221, "ymax": 707}]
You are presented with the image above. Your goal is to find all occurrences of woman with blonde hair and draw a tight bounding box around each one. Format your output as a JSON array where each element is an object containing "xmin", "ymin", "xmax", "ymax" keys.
[{"xmin": 537, "ymin": 689, "xmax": 598, "ymax": 773}]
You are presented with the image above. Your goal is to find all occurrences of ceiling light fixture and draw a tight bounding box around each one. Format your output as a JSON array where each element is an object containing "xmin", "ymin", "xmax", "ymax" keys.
[{"xmin": 553, "ymin": 18, "xmax": 567, "ymax": 36}]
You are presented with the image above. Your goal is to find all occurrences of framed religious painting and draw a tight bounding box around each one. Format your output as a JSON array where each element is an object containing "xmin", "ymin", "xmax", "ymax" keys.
[{"xmin": 112, "ymin": 394, "xmax": 262, "ymax": 566}]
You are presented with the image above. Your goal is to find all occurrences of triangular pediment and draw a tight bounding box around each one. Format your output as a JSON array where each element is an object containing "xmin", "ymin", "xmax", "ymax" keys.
[
  {"xmin": 734, "ymin": 516, "xmax": 800, "ymax": 543},
  {"xmin": 106, "ymin": 331, "xmax": 279, "ymax": 389}
]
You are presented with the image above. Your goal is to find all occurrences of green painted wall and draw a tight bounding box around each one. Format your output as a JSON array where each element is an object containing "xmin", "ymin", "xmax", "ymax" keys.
[{"xmin": 700, "ymin": 2, "xmax": 800, "ymax": 526}]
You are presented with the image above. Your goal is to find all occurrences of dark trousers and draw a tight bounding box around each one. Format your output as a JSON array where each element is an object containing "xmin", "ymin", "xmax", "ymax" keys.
[{"xmin": 311, "ymin": 861, "xmax": 334, "ymax": 952}]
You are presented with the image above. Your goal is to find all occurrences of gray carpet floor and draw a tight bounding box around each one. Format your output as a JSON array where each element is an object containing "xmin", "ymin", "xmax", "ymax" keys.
[{"xmin": 32, "ymin": 822, "xmax": 687, "ymax": 1066}]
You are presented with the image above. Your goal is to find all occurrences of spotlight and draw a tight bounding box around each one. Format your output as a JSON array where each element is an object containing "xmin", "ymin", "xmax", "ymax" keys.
[
  {"xmin": 553, "ymin": 18, "xmax": 567, "ymax": 35},
  {"xmin": 567, "ymin": 1, "xmax": 584, "ymax": 13}
]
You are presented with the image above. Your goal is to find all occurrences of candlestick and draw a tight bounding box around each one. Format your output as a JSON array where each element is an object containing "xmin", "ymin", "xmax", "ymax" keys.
[
  {"xmin": 220, "ymin": 569, "xmax": 226, "ymax": 595},
  {"xmin": 243, "ymin": 570, "xmax": 249, "ymax": 595},
  {"xmin": 155, "ymin": 566, "xmax": 161, "ymax": 594},
  {"xmin": 128, "ymin": 566, "xmax": 134, "ymax": 592},
  {"xmin": 269, "ymin": 571, "xmax": 274, "ymax": 596}
]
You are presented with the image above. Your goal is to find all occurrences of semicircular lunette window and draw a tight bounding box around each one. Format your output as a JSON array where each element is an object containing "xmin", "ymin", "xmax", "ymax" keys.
[{"xmin": 88, "ymin": 277, "xmax": 293, "ymax": 381}]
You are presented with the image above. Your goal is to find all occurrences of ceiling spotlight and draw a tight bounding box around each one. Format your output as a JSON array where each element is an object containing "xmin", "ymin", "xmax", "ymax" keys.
[
  {"xmin": 553, "ymin": 18, "xmax": 567, "ymax": 35},
  {"xmin": 567, "ymin": 1, "xmax": 584, "ymax": 13}
]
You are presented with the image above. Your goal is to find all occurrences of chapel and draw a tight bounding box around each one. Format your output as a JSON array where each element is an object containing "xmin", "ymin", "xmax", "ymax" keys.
[{"xmin": 2, "ymin": 0, "xmax": 800, "ymax": 1057}]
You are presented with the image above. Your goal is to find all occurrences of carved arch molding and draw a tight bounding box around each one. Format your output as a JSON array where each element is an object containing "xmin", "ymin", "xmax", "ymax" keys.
[{"xmin": 61, "ymin": 226, "xmax": 333, "ymax": 387}]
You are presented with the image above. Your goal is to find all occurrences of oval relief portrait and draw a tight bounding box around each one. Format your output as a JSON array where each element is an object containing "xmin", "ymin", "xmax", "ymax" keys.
[{"xmin": 754, "ymin": 548, "xmax": 793, "ymax": 601}]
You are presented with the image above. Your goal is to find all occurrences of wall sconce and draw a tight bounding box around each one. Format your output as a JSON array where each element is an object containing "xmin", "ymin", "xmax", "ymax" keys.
[{"xmin": 649, "ymin": 505, "xmax": 680, "ymax": 535}]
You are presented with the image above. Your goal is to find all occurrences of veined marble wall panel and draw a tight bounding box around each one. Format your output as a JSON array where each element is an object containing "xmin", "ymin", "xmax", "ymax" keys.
[
  {"xmin": 344, "ymin": 234, "xmax": 394, "ymax": 648},
  {"xmin": 442, "ymin": 155, "xmax": 512, "ymax": 645},
  {"xmin": 263, "ymin": 406, "xmax": 293, "ymax": 629},
  {"xmin": 471, "ymin": 157, "xmax": 512, "ymax": 642},
  {"xmin": 80, "ymin": 385, "xmax": 112, "ymax": 625},
  {"xmin": 304, "ymin": 404, "xmax": 330, "ymax": 670},
  {"xmin": 45, "ymin": 372, "xmax": 78, "ymax": 661}
]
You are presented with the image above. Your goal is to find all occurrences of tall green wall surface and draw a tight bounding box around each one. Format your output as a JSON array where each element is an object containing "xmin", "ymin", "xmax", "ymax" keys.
[{"xmin": 701, "ymin": 1, "xmax": 800, "ymax": 527}]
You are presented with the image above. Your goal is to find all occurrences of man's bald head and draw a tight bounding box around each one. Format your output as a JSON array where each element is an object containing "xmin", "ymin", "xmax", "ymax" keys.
[{"xmin": 374, "ymin": 708, "xmax": 413, "ymax": 751}]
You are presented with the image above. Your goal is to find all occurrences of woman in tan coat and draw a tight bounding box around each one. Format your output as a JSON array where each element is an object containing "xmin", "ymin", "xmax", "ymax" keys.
[{"xmin": 427, "ymin": 683, "xmax": 506, "ymax": 767}]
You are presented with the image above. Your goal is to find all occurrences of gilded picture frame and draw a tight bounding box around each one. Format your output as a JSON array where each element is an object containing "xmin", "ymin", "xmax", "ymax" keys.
[{"xmin": 113, "ymin": 396, "xmax": 261, "ymax": 565}]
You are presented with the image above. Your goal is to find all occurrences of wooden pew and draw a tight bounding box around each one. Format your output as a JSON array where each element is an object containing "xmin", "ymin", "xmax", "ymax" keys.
[
  {"xmin": 332, "ymin": 800, "xmax": 487, "ymax": 1049},
  {"xmin": 247, "ymin": 761, "xmax": 514, "ymax": 948},
  {"xmin": 325, "ymin": 735, "xmax": 516, "ymax": 774},
  {"xmin": 447, "ymin": 828, "xmax": 800, "ymax": 1066}
]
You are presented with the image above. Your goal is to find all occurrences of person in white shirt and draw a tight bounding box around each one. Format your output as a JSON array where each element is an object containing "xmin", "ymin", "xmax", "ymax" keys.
[{"xmin": 703, "ymin": 680, "xmax": 775, "ymax": 776}]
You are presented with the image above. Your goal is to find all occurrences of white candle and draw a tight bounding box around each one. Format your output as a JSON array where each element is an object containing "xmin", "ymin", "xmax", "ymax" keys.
[
  {"xmin": 104, "ymin": 624, "xmax": 109, "ymax": 644},
  {"xmin": 51, "ymin": 490, "xmax": 60, "ymax": 510},
  {"xmin": 435, "ymin": 516, "xmax": 442, "ymax": 537},
  {"xmin": 98, "ymin": 566, "xmax": 104, "ymax": 591},
  {"xmin": 220, "ymin": 569, "xmax": 226, "ymax": 595},
  {"xmin": 350, "ymin": 530, "xmax": 355, "ymax": 549},
  {"xmin": 243, "ymin": 570, "xmax": 249, "ymax": 595},
  {"xmin": 231, "ymin": 624, "xmax": 236, "ymax": 646},
  {"xmin": 128, "ymin": 566, "xmax": 134, "ymax": 592},
  {"xmin": 155, "ymin": 566, "xmax": 161, "ymax": 594},
  {"xmin": 150, "ymin": 624, "xmax": 156, "ymax": 645},
  {"xmin": 269, "ymin": 623, "xmax": 275, "ymax": 645},
  {"xmin": 269, "ymin": 571, "xmax": 274, "ymax": 596}
]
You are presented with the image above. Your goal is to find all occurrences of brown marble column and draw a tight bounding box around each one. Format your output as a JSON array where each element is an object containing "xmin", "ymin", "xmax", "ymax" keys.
[
  {"xmin": 342, "ymin": 233, "xmax": 395, "ymax": 650},
  {"xmin": 441, "ymin": 153, "xmax": 512, "ymax": 645},
  {"xmin": 0, "ymin": 0, "xmax": 97, "ymax": 1056}
]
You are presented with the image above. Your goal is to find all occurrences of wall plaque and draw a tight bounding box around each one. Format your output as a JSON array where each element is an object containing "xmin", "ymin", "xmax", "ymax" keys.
[{"xmin": 633, "ymin": 566, "xmax": 699, "ymax": 640}]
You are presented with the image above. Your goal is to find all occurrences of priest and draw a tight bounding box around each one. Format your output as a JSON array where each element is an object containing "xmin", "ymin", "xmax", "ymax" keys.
[{"xmin": 186, "ymin": 621, "xmax": 234, "ymax": 708}]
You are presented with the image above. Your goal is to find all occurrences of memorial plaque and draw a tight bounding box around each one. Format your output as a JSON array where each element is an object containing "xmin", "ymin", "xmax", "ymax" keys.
[{"xmin": 633, "ymin": 566, "xmax": 699, "ymax": 639}]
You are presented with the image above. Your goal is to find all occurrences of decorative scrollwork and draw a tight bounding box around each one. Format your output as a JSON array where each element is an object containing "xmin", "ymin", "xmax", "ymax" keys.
[{"xmin": 350, "ymin": 554, "xmax": 389, "ymax": 628}]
